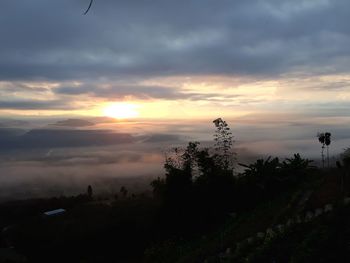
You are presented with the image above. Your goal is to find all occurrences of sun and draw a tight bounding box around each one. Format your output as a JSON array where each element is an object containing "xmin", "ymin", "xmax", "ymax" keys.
[{"xmin": 103, "ymin": 103, "xmax": 139, "ymax": 119}]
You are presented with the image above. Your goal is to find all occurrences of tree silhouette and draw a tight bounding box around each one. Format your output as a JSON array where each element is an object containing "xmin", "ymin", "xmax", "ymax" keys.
[
  {"xmin": 150, "ymin": 118, "xmax": 239, "ymax": 228},
  {"xmin": 87, "ymin": 185, "xmax": 93, "ymax": 199},
  {"xmin": 342, "ymin": 148, "xmax": 350, "ymax": 169},
  {"xmin": 325, "ymin": 132, "xmax": 331, "ymax": 167},
  {"xmin": 212, "ymin": 118, "xmax": 235, "ymax": 170},
  {"xmin": 317, "ymin": 132, "xmax": 326, "ymax": 168},
  {"xmin": 340, "ymin": 148, "xmax": 350, "ymax": 196},
  {"xmin": 317, "ymin": 132, "xmax": 331, "ymax": 168},
  {"xmin": 282, "ymin": 153, "xmax": 314, "ymax": 171},
  {"xmin": 150, "ymin": 177, "xmax": 165, "ymax": 198},
  {"xmin": 120, "ymin": 186, "xmax": 128, "ymax": 198},
  {"xmin": 239, "ymin": 156, "xmax": 280, "ymax": 186},
  {"xmin": 150, "ymin": 117, "xmax": 317, "ymax": 233},
  {"xmin": 162, "ymin": 142, "xmax": 199, "ymax": 203}
]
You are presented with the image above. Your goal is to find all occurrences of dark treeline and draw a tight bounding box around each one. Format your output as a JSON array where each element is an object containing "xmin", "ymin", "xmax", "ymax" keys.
[{"xmin": 149, "ymin": 119, "xmax": 315, "ymax": 238}]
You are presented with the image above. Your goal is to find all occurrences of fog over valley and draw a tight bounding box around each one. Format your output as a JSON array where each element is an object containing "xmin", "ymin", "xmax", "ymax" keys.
[{"xmin": 0, "ymin": 116, "xmax": 349, "ymax": 201}]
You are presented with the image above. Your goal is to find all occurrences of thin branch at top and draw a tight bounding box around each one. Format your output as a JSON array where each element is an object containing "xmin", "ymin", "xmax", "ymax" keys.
[{"xmin": 83, "ymin": 0, "xmax": 93, "ymax": 15}]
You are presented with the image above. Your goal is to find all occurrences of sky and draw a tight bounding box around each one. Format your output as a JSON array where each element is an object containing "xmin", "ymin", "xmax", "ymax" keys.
[
  {"xmin": 0, "ymin": 0, "xmax": 350, "ymax": 120},
  {"xmin": 1, "ymin": 0, "xmax": 350, "ymax": 199}
]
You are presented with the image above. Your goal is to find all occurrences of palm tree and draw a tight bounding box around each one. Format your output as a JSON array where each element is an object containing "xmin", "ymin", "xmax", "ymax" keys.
[
  {"xmin": 317, "ymin": 132, "xmax": 331, "ymax": 168},
  {"xmin": 282, "ymin": 153, "xmax": 314, "ymax": 170},
  {"xmin": 325, "ymin": 132, "xmax": 331, "ymax": 167},
  {"xmin": 317, "ymin": 132, "xmax": 326, "ymax": 168}
]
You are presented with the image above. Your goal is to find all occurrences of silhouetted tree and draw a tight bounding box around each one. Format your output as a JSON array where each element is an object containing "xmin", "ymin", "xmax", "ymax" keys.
[
  {"xmin": 325, "ymin": 132, "xmax": 331, "ymax": 167},
  {"xmin": 317, "ymin": 132, "xmax": 326, "ymax": 168},
  {"xmin": 281, "ymin": 153, "xmax": 315, "ymax": 185},
  {"xmin": 153, "ymin": 120, "xmax": 236, "ymax": 208},
  {"xmin": 212, "ymin": 118, "xmax": 235, "ymax": 170},
  {"xmin": 162, "ymin": 142, "xmax": 198, "ymax": 204},
  {"xmin": 239, "ymin": 156, "xmax": 281, "ymax": 194},
  {"xmin": 151, "ymin": 137, "xmax": 238, "ymax": 229},
  {"xmin": 120, "ymin": 186, "xmax": 128, "ymax": 198},
  {"xmin": 317, "ymin": 132, "xmax": 331, "ymax": 168},
  {"xmin": 150, "ymin": 177, "xmax": 166, "ymax": 198},
  {"xmin": 342, "ymin": 148, "xmax": 350, "ymax": 168},
  {"xmin": 87, "ymin": 185, "xmax": 93, "ymax": 199},
  {"xmin": 239, "ymin": 157, "xmax": 280, "ymax": 178},
  {"xmin": 340, "ymin": 148, "xmax": 350, "ymax": 196},
  {"xmin": 195, "ymin": 146, "xmax": 237, "ymax": 218},
  {"xmin": 238, "ymin": 153, "xmax": 313, "ymax": 205},
  {"xmin": 282, "ymin": 153, "xmax": 314, "ymax": 171}
]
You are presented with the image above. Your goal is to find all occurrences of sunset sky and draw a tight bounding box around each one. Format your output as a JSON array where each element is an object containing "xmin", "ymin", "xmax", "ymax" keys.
[
  {"xmin": 1, "ymin": 1, "xmax": 350, "ymax": 161},
  {"xmin": 0, "ymin": 0, "xmax": 349, "ymax": 120},
  {"xmin": 1, "ymin": 0, "xmax": 350, "ymax": 199}
]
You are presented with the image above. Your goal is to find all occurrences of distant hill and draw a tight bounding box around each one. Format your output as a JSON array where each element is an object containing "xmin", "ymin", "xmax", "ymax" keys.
[
  {"xmin": 0, "ymin": 128, "xmax": 27, "ymax": 137},
  {"xmin": 0, "ymin": 129, "xmax": 134, "ymax": 149},
  {"xmin": 0, "ymin": 119, "xmax": 30, "ymax": 128}
]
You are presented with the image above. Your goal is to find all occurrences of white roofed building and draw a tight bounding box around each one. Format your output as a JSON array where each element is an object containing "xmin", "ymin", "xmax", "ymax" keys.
[{"xmin": 43, "ymin": 208, "xmax": 66, "ymax": 217}]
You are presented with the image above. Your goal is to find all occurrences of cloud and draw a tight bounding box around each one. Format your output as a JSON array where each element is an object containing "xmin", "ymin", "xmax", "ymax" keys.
[
  {"xmin": 140, "ymin": 133, "xmax": 184, "ymax": 143},
  {"xmin": 54, "ymin": 83, "xmax": 242, "ymax": 101},
  {"xmin": 1, "ymin": 0, "xmax": 350, "ymax": 82},
  {"xmin": 0, "ymin": 99, "xmax": 75, "ymax": 110},
  {"xmin": 55, "ymin": 84, "xmax": 188, "ymax": 99},
  {"xmin": 0, "ymin": 0, "xmax": 350, "ymax": 165}
]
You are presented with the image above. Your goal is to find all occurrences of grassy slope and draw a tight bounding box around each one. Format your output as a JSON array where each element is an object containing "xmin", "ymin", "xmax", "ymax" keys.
[{"xmin": 149, "ymin": 169, "xmax": 348, "ymax": 263}]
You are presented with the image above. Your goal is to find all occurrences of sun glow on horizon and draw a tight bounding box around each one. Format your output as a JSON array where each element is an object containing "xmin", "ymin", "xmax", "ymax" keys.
[{"xmin": 103, "ymin": 102, "xmax": 139, "ymax": 119}]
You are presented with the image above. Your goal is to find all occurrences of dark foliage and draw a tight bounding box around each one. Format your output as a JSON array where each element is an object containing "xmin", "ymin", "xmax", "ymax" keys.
[
  {"xmin": 87, "ymin": 185, "xmax": 93, "ymax": 199},
  {"xmin": 150, "ymin": 120, "xmax": 237, "ymax": 236},
  {"xmin": 151, "ymin": 138, "xmax": 314, "ymax": 239}
]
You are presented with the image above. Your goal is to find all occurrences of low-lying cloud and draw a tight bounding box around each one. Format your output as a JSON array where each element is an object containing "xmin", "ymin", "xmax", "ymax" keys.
[{"xmin": 0, "ymin": 116, "xmax": 349, "ymax": 202}]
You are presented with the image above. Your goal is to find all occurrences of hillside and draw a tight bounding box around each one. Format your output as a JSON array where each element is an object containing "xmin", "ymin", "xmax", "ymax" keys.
[
  {"xmin": 0, "ymin": 166, "xmax": 348, "ymax": 262},
  {"xmin": 149, "ymin": 168, "xmax": 350, "ymax": 263}
]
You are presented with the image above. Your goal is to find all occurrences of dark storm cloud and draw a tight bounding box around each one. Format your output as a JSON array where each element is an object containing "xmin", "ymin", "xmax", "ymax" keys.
[{"xmin": 1, "ymin": 0, "xmax": 350, "ymax": 81}]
